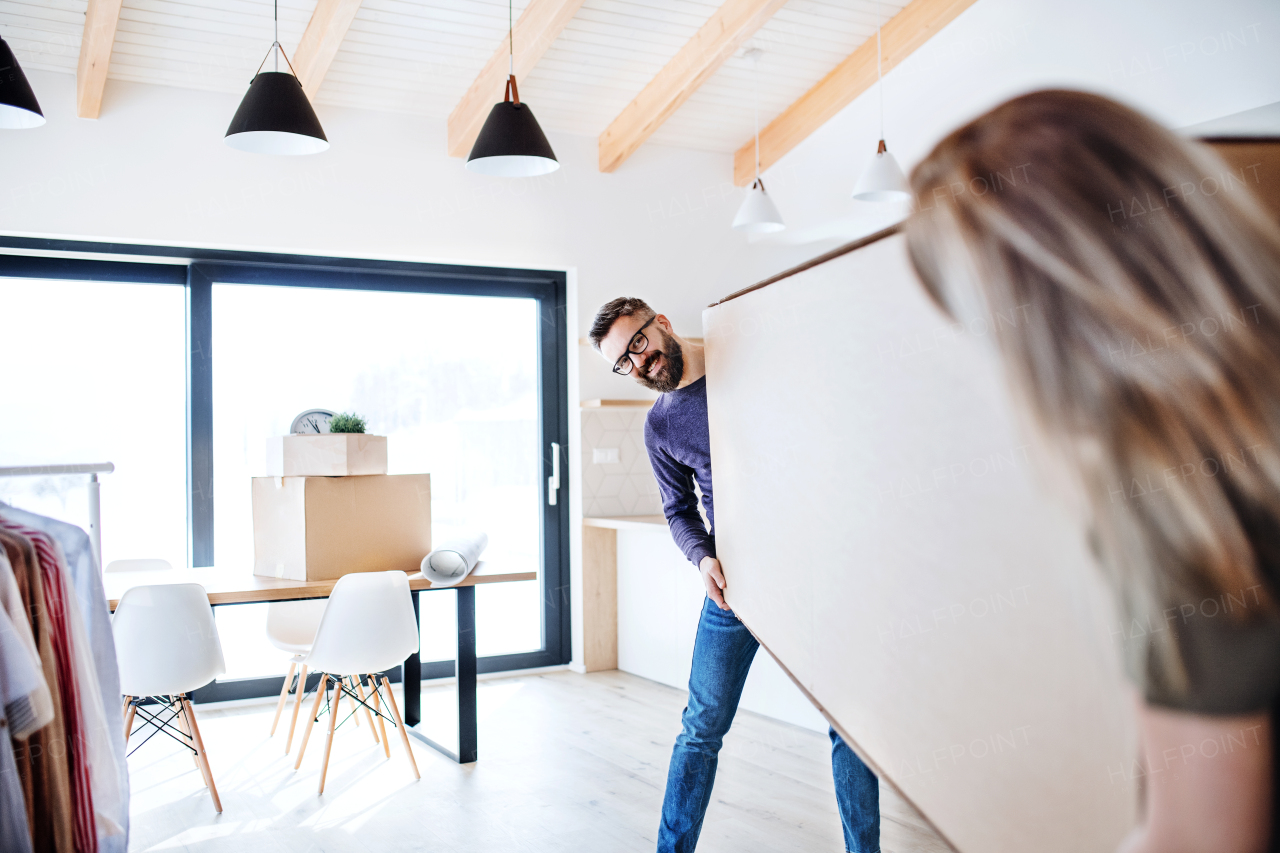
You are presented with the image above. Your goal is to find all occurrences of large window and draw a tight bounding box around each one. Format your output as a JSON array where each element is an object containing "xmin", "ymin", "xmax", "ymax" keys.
[
  {"xmin": 210, "ymin": 283, "xmax": 542, "ymax": 676},
  {"xmin": 0, "ymin": 246, "xmax": 570, "ymax": 700},
  {"xmin": 0, "ymin": 277, "xmax": 187, "ymax": 569}
]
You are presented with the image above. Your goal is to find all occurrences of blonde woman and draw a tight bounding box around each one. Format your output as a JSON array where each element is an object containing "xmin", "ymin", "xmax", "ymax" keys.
[{"xmin": 905, "ymin": 90, "xmax": 1280, "ymax": 853}]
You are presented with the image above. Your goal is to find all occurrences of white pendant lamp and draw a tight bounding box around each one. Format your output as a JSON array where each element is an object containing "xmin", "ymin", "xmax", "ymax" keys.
[
  {"xmin": 733, "ymin": 48, "xmax": 785, "ymax": 233},
  {"xmin": 853, "ymin": 138, "xmax": 910, "ymax": 202},
  {"xmin": 733, "ymin": 181, "xmax": 785, "ymax": 232},
  {"xmin": 466, "ymin": 0, "xmax": 559, "ymax": 177},
  {"xmin": 225, "ymin": 0, "xmax": 329, "ymax": 155},
  {"xmin": 852, "ymin": 18, "xmax": 911, "ymax": 203}
]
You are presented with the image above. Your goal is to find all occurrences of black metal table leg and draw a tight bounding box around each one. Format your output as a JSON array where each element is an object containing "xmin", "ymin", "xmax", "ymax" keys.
[
  {"xmin": 404, "ymin": 585, "xmax": 479, "ymax": 764},
  {"xmin": 403, "ymin": 589, "xmax": 421, "ymax": 727},
  {"xmin": 456, "ymin": 585, "xmax": 478, "ymax": 763}
]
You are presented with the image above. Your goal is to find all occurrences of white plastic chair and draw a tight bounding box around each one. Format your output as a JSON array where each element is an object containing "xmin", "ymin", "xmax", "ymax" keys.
[
  {"xmin": 114, "ymin": 583, "xmax": 226, "ymax": 813},
  {"xmin": 265, "ymin": 599, "xmax": 328, "ymax": 752},
  {"xmin": 105, "ymin": 558, "xmax": 173, "ymax": 573},
  {"xmin": 292, "ymin": 571, "xmax": 421, "ymax": 793}
]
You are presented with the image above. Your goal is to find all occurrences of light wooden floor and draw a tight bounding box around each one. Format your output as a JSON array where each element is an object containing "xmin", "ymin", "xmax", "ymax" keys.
[{"xmin": 125, "ymin": 670, "xmax": 953, "ymax": 852}]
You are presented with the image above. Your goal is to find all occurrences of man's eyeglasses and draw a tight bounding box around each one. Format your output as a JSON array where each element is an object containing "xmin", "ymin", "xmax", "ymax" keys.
[{"xmin": 612, "ymin": 316, "xmax": 656, "ymax": 376}]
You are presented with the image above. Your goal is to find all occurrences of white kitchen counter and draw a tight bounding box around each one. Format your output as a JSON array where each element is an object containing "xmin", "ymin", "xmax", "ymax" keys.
[
  {"xmin": 582, "ymin": 514, "xmax": 666, "ymax": 531},
  {"xmin": 582, "ymin": 514, "xmax": 828, "ymax": 733}
]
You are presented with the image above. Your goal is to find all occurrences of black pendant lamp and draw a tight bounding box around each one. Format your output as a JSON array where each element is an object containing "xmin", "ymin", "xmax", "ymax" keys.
[
  {"xmin": 0, "ymin": 35, "xmax": 45, "ymax": 129},
  {"xmin": 225, "ymin": 0, "xmax": 328, "ymax": 155},
  {"xmin": 466, "ymin": 0, "xmax": 558, "ymax": 177}
]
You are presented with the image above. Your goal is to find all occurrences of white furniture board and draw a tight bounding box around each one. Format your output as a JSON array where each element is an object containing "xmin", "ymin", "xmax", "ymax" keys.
[{"xmin": 702, "ymin": 233, "xmax": 1137, "ymax": 853}]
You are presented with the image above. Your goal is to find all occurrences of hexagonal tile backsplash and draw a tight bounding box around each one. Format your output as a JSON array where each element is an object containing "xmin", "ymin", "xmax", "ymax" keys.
[{"xmin": 581, "ymin": 408, "xmax": 662, "ymax": 517}]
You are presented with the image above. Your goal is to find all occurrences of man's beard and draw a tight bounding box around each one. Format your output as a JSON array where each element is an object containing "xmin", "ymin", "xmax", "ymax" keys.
[{"xmin": 635, "ymin": 333, "xmax": 685, "ymax": 393}]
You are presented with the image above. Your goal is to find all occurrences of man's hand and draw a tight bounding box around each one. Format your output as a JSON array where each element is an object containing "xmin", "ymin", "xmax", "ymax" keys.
[{"xmin": 700, "ymin": 556, "xmax": 729, "ymax": 610}]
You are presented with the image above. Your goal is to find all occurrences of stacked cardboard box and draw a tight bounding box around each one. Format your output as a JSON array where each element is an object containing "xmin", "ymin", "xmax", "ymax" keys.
[{"xmin": 252, "ymin": 435, "xmax": 430, "ymax": 581}]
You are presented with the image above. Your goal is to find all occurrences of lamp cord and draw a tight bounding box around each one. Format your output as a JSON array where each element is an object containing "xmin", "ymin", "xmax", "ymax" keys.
[
  {"xmin": 753, "ymin": 52, "xmax": 760, "ymax": 186},
  {"xmin": 501, "ymin": 0, "xmax": 520, "ymax": 103},
  {"xmin": 876, "ymin": 3, "xmax": 884, "ymax": 141},
  {"xmin": 251, "ymin": 0, "xmax": 300, "ymax": 82}
]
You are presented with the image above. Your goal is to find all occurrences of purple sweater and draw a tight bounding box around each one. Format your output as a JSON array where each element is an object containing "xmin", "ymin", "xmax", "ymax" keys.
[{"xmin": 644, "ymin": 375, "xmax": 716, "ymax": 568}]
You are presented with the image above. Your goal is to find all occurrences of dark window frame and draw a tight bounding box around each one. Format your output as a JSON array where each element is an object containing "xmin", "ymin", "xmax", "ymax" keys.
[{"xmin": 0, "ymin": 236, "xmax": 572, "ymax": 699}]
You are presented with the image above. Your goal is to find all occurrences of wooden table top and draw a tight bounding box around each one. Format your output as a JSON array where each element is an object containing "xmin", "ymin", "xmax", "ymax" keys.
[{"xmin": 104, "ymin": 561, "xmax": 536, "ymax": 609}]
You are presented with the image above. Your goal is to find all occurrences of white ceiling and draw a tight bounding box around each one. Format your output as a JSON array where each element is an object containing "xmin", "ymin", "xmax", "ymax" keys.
[{"xmin": 1, "ymin": 0, "xmax": 907, "ymax": 155}]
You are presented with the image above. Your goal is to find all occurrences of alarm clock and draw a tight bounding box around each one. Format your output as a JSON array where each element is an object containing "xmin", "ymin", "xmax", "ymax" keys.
[{"xmin": 290, "ymin": 409, "xmax": 337, "ymax": 435}]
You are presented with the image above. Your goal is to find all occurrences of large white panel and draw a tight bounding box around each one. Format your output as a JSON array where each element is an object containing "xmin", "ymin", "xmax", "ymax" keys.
[{"xmin": 702, "ymin": 233, "xmax": 1136, "ymax": 852}]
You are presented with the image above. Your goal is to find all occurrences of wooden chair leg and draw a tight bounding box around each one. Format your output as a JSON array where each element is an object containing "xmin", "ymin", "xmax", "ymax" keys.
[
  {"xmin": 174, "ymin": 696, "xmax": 205, "ymax": 786},
  {"xmin": 181, "ymin": 697, "xmax": 222, "ymax": 814},
  {"xmin": 285, "ymin": 664, "xmax": 308, "ymax": 754},
  {"xmin": 270, "ymin": 662, "xmax": 297, "ymax": 736},
  {"xmin": 346, "ymin": 678, "xmax": 360, "ymax": 727},
  {"xmin": 294, "ymin": 674, "xmax": 329, "ymax": 770},
  {"xmin": 317, "ymin": 679, "xmax": 341, "ymax": 794},
  {"xmin": 171, "ymin": 696, "xmax": 201, "ymax": 774},
  {"xmin": 122, "ymin": 698, "xmax": 136, "ymax": 743},
  {"xmin": 380, "ymin": 676, "xmax": 421, "ymax": 781},
  {"xmin": 338, "ymin": 678, "xmax": 354, "ymax": 726},
  {"xmin": 369, "ymin": 674, "xmax": 390, "ymax": 758},
  {"xmin": 354, "ymin": 676, "xmax": 379, "ymax": 744}
]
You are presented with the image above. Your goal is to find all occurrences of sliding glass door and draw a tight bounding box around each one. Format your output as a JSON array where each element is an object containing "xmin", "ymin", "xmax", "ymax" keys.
[{"xmin": 209, "ymin": 283, "xmax": 543, "ymax": 677}]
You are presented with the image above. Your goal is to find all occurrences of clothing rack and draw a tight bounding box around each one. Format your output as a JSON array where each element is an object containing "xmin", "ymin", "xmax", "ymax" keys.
[{"xmin": 0, "ymin": 463, "xmax": 114, "ymax": 568}]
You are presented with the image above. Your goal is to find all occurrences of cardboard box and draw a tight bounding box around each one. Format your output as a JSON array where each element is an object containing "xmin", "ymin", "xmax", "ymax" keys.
[
  {"xmin": 265, "ymin": 434, "xmax": 388, "ymax": 477},
  {"xmin": 252, "ymin": 473, "xmax": 431, "ymax": 580}
]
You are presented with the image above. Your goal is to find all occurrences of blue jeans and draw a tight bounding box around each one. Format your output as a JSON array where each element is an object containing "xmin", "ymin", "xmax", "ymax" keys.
[{"xmin": 657, "ymin": 596, "xmax": 880, "ymax": 852}]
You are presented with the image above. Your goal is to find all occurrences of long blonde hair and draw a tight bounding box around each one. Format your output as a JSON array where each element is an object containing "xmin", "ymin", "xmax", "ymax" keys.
[{"xmin": 904, "ymin": 90, "xmax": 1280, "ymax": 684}]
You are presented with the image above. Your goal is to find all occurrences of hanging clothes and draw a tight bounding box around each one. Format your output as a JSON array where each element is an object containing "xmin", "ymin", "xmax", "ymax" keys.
[
  {"xmin": 0, "ymin": 549, "xmax": 54, "ymax": 736},
  {"xmin": 0, "ymin": 528, "xmax": 75, "ymax": 853},
  {"xmin": 0, "ymin": 594, "xmax": 43, "ymax": 853},
  {"xmin": 1, "ymin": 521, "xmax": 96, "ymax": 853},
  {"xmin": 0, "ymin": 508, "xmax": 128, "ymax": 853},
  {"xmin": 0, "ymin": 509, "xmax": 124, "ymax": 754}
]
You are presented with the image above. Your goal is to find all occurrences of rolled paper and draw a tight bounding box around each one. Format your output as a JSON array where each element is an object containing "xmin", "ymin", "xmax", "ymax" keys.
[{"xmin": 421, "ymin": 531, "xmax": 489, "ymax": 586}]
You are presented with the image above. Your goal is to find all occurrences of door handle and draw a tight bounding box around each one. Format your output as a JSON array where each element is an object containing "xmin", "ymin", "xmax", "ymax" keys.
[{"xmin": 548, "ymin": 442, "xmax": 561, "ymax": 506}]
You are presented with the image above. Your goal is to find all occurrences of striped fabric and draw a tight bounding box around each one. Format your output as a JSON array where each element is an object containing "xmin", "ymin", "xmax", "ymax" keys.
[{"xmin": 5, "ymin": 695, "xmax": 39, "ymax": 741}]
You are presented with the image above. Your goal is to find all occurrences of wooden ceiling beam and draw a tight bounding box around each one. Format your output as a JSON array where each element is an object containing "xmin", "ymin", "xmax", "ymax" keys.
[
  {"xmin": 75, "ymin": 0, "xmax": 125, "ymax": 118},
  {"xmin": 598, "ymin": 0, "xmax": 788, "ymax": 174},
  {"xmin": 293, "ymin": 0, "xmax": 364, "ymax": 101},
  {"xmin": 732, "ymin": 0, "xmax": 979, "ymax": 186},
  {"xmin": 447, "ymin": 0, "xmax": 587, "ymax": 158}
]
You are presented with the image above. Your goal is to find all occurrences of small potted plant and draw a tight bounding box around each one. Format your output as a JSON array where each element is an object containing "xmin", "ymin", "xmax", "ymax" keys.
[
  {"xmin": 266, "ymin": 410, "xmax": 387, "ymax": 477},
  {"xmin": 327, "ymin": 412, "xmax": 367, "ymax": 433}
]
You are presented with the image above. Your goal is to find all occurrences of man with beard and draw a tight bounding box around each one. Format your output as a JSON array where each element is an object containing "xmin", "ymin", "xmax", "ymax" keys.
[{"xmin": 589, "ymin": 297, "xmax": 880, "ymax": 853}]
